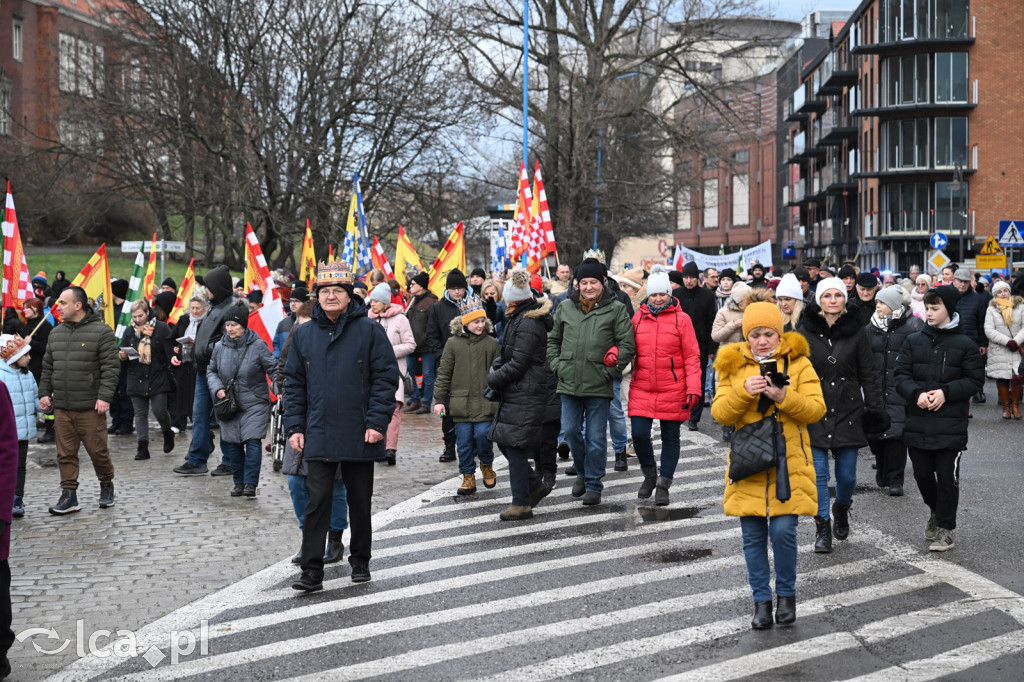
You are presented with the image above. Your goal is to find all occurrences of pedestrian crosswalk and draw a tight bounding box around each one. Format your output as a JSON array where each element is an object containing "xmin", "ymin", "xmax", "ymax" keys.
[{"xmin": 47, "ymin": 429, "xmax": 1024, "ymax": 681}]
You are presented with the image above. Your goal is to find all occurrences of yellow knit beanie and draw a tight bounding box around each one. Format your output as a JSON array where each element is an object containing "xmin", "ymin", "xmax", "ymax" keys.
[{"xmin": 742, "ymin": 301, "xmax": 784, "ymax": 338}]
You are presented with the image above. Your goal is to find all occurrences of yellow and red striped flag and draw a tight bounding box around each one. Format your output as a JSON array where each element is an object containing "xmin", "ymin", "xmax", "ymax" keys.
[
  {"xmin": 509, "ymin": 161, "xmax": 533, "ymax": 261},
  {"xmin": 2, "ymin": 181, "xmax": 31, "ymax": 315},
  {"xmin": 371, "ymin": 236, "xmax": 394, "ymax": 278},
  {"xmin": 244, "ymin": 223, "xmax": 272, "ymax": 293},
  {"xmin": 394, "ymin": 226, "xmax": 423, "ymax": 289},
  {"xmin": 142, "ymin": 233, "xmax": 158, "ymax": 304},
  {"xmin": 299, "ymin": 219, "xmax": 316, "ymax": 287},
  {"xmin": 49, "ymin": 244, "xmax": 114, "ymax": 328},
  {"xmin": 166, "ymin": 258, "xmax": 195, "ymax": 326},
  {"xmin": 427, "ymin": 222, "xmax": 466, "ymax": 298}
]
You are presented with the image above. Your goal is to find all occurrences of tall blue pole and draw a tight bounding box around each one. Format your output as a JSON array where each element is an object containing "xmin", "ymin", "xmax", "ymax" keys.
[
  {"xmin": 522, "ymin": 0, "xmax": 529, "ymax": 166},
  {"xmin": 594, "ymin": 131, "xmax": 602, "ymax": 250}
]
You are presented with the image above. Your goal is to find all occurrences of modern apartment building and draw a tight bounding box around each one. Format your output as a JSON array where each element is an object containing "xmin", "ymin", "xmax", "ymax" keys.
[{"xmin": 781, "ymin": 0, "xmax": 1024, "ymax": 273}]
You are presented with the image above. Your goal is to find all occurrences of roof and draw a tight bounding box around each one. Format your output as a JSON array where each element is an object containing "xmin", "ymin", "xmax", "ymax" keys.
[{"xmin": 831, "ymin": 21, "xmax": 846, "ymax": 37}]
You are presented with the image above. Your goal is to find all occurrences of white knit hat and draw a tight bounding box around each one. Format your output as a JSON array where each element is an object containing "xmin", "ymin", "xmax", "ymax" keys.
[
  {"xmin": 775, "ymin": 273, "xmax": 803, "ymax": 300},
  {"xmin": 368, "ymin": 283, "xmax": 392, "ymax": 305},
  {"xmin": 646, "ymin": 264, "xmax": 671, "ymax": 296},
  {"xmin": 502, "ymin": 267, "xmax": 532, "ymax": 302},
  {"xmin": 815, "ymin": 277, "xmax": 848, "ymax": 306}
]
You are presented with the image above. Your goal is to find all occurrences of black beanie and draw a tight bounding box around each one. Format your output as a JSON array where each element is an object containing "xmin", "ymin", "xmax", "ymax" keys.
[
  {"xmin": 161, "ymin": 277, "xmax": 177, "ymax": 290},
  {"xmin": 856, "ymin": 272, "xmax": 878, "ymax": 288},
  {"xmin": 111, "ymin": 279, "xmax": 129, "ymax": 299},
  {"xmin": 668, "ymin": 270, "xmax": 684, "ymax": 286},
  {"xmin": 223, "ymin": 305, "xmax": 249, "ymax": 328},
  {"xmin": 576, "ymin": 258, "xmax": 607, "ymax": 283},
  {"xmin": 246, "ymin": 289, "xmax": 263, "ymax": 305},
  {"xmin": 681, "ymin": 261, "xmax": 700, "ymax": 278},
  {"xmin": 470, "ymin": 267, "xmax": 486, "ymax": 279},
  {"xmin": 929, "ymin": 284, "xmax": 961, "ymax": 321},
  {"xmin": 718, "ymin": 268, "xmax": 737, "ymax": 282},
  {"xmin": 838, "ymin": 265, "xmax": 857, "ymax": 280},
  {"xmin": 290, "ymin": 286, "xmax": 309, "ymax": 303},
  {"xmin": 445, "ymin": 269, "xmax": 468, "ymax": 290},
  {"xmin": 204, "ymin": 265, "xmax": 233, "ymax": 302},
  {"xmin": 154, "ymin": 291, "xmax": 177, "ymax": 316},
  {"xmin": 410, "ymin": 271, "xmax": 430, "ymax": 291}
]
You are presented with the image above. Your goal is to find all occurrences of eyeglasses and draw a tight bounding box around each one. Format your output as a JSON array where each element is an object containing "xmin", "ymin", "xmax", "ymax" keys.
[{"xmin": 318, "ymin": 287, "xmax": 346, "ymax": 298}]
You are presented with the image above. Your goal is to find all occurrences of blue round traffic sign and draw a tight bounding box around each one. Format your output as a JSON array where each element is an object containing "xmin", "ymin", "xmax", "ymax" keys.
[{"xmin": 930, "ymin": 232, "xmax": 949, "ymax": 250}]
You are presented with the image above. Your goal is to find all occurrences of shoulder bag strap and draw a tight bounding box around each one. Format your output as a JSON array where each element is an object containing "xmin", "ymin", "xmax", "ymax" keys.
[{"xmin": 228, "ymin": 344, "xmax": 250, "ymax": 387}]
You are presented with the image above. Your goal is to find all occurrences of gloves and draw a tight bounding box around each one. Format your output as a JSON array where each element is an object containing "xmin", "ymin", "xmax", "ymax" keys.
[
  {"xmin": 603, "ymin": 346, "xmax": 619, "ymax": 367},
  {"xmin": 1008, "ymin": 340, "xmax": 1019, "ymax": 352},
  {"xmin": 686, "ymin": 394, "xmax": 702, "ymax": 408}
]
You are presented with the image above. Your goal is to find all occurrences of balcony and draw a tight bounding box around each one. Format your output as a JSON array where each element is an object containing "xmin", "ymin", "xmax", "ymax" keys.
[
  {"xmin": 787, "ymin": 179, "xmax": 806, "ymax": 206},
  {"xmin": 852, "ymin": 7, "xmax": 975, "ymax": 56},
  {"xmin": 819, "ymin": 108, "xmax": 858, "ymax": 146},
  {"xmin": 816, "ymin": 54, "xmax": 857, "ymax": 96},
  {"xmin": 784, "ymin": 89, "xmax": 809, "ymax": 122}
]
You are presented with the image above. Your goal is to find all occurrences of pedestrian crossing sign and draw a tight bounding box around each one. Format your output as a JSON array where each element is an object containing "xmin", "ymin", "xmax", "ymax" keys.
[
  {"xmin": 999, "ymin": 221, "xmax": 1024, "ymax": 247},
  {"xmin": 980, "ymin": 236, "xmax": 1003, "ymax": 255}
]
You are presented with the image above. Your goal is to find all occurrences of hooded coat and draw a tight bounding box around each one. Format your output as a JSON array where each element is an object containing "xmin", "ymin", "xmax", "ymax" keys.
[
  {"xmin": 865, "ymin": 308, "xmax": 924, "ymax": 440},
  {"xmin": 283, "ymin": 298, "xmax": 399, "ymax": 463},
  {"xmin": 488, "ymin": 297, "xmax": 560, "ymax": 449},
  {"xmin": 434, "ymin": 318, "xmax": 500, "ymax": 423},
  {"xmin": 711, "ymin": 296, "xmax": 746, "ymax": 346},
  {"xmin": 206, "ymin": 329, "xmax": 277, "ymax": 443},
  {"xmin": 425, "ymin": 293, "xmax": 462, "ymax": 358},
  {"xmin": 368, "ymin": 303, "xmax": 416, "ymax": 402},
  {"xmin": 0, "ymin": 360, "xmax": 38, "ymax": 440},
  {"xmin": 121, "ymin": 319, "xmax": 176, "ymax": 397},
  {"xmin": 798, "ymin": 305, "xmax": 886, "ymax": 448},
  {"xmin": 895, "ymin": 318, "xmax": 985, "ymax": 451},
  {"xmin": 628, "ymin": 298, "xmax": 703, "ymax": 422},
  {"xmin": 39, "ymin": 307, "xmax": 120, "ymax": 411},
  {"xmin": 406, "ymin": 291, "xmax": 437, "ymax": 353},
  {"xmin": 712, "ymin": 332, "xmax": 826, "ymax": 517},
  {"xmin": 956, "ymin": 286, "xmax": 990, "ymax": 348},
  {"xmin": 983, "ymin": 297, "xmax": 1024, "ymax": 380}
]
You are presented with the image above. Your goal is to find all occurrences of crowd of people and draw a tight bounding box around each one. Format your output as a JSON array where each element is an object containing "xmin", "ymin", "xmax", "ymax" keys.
[{"xmin": 0, "ymin": 250, "xmax": 1011, "ymax": 642}]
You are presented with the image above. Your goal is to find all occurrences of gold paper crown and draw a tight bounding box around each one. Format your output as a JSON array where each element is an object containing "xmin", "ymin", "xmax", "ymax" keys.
[
  {"xmin": 316, "ymin": 260, "xmax": 353, "ymax": 286},
  {"xmin": 0, "ymin": 334, "xmax": 29, "ymax": 364},
  {"xmin": 458, "ymin": 296, "xmax": 485, "ymax": 317},
  {"xmin": 582, "ymin": 248, "xmax": 606, "ymax": 265}
]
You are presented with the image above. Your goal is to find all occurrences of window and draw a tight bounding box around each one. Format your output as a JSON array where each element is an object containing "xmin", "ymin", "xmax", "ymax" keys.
[
  {"xmin": 12, "ymin": 20, "xmax": 22, "ymax": 62},
  {"xmin": 677, "ymin": 189, "xmax": 692, "ymax": 232},
  {"xmin": 935, "ymin": 52, "xmax": 968, "ymax": 103},
  {"xmin": 882, "ymin": 182, "xmax": 929, "ymax": 232},
  {"xmin": 934, "ymin": 116, "xmax": 968, "ymax": 167},
  {"xmin": 935, "ymin": 0, "xmax": 969, "ymax": 39},
  {"xmin": 884, "ymin": 118, "xmax": 928, "ymax": 170},
  {"xmin": 703, "ymin": 156, "xmax": 719, "ymax": 169},
  {"xmin": 59, "ymin": 33, "xmax": 76, "ymax": 93},
  {"xmin": 733, "ymin": 149, "xmax": 749, "ymax": 164},
  {"xmin": 703, "ymin": 178, "xmax": 719, "ymax": 230},
  {"xmin": 935, "ymin": 181, "xmax": 968, "ymax": 233},
  {"xmin": 0, "ymin": 80, "xmax": 11, "ymax": 136},
  {"xmin": 884, "ymin": 54, "xmax": 929, "ymax": 106},
  {"xmin": 58, "ymin": 33, "xmax": 105, "ymax": 97},
  {"xmin": 731, "ymin": 174, "xmax": 749, "ymax": 227}
]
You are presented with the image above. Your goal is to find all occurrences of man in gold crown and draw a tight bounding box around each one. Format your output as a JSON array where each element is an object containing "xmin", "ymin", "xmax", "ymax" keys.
[{"xmin": 284, "ymin": 261, "xmax": 399, "ymax": 591}]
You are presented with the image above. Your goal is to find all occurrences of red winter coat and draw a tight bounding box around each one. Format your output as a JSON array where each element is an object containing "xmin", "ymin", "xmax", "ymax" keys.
[{"xmin": 628, "ymin": 299, "xmax": 703, "ymax": 421}]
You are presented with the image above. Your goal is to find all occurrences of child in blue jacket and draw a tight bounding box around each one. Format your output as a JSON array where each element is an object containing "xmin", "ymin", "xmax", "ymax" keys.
[{"xmin": 0, "ymin": 334, "xmax": 39, "ymax": 518}]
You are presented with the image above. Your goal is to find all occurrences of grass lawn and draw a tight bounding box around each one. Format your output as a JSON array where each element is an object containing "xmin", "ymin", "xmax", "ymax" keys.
[{"xmin": 24, "ymin": 247, "xmax": 242, "ymax": 286}]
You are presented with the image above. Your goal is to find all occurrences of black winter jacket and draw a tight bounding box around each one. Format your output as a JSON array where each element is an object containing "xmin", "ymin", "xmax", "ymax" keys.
[
  {"xmin": 488, "ymin": 297, "xmax": 560, "ymax": 450},
  {"xmin": 39, "ymin": 308, "xmax": 121, "ymax": 411},
  {"xmin": 426, "ymin": 294, "xmax": 461, "ymax": 358},
  {"xmin": 673, "ymin": 284, "xmax": 717, "ymax": 357},
  {"xmin": 407, "ymin": 292, "xmax": 437, "ymax": 353},
  {"xmin": 895, "ymin": 317, "xmax": 985, "ymax": 451},
  {"xmin": 865, "ymin": 309, "xmax": 924, "ymax": 440},
  {"xmin": 122, "ymin": 320, "xmax": 176, "ymax": 397},
  {"xmin": 956, "ymin": 287, "xmax": 990, "ymax": 348},
  {"xmin": 798, "ymin": 306, "xmax": 885, "ymax": 449},
  {"xmin": 283, "ymin": 299, "xmax": 399, "ymax": 463}
]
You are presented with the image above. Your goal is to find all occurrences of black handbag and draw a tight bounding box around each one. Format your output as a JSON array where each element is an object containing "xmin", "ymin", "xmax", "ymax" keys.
[
  {"xmin": 728, "ymin": 357, "xmax": 789, "ymax": 486},
  {"xmin": 213, "ymin": 345, "xmax": 249, "ymax": 422}
]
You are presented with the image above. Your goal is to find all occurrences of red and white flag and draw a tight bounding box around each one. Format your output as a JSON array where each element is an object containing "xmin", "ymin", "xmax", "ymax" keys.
[
  {"xmin": 2, "ymin": 182, "xmax": 31, "ymax": 311},
  {"xmin": 248, "ymin": 282, "xmax": 285, "ymax": 401},
  {"xmin": 510, "ymin": 161, "xmax": 533, "ymax": 261},
  {"xmin": 532, "ymin": 161, "xmax": 557, "ymax": 259},
  {"xmin": 244, "ymin": 223, "xmax": 273, "ymax": 293},
  {"xmin": 371, "ymin": 235, "xmax": 394, "ymax": 278}
]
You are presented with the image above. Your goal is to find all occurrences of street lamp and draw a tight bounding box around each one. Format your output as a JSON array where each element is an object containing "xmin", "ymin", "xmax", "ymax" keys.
[{"xmin": 949, "ymin": 161, "xmax": 965, "ymax": 262}]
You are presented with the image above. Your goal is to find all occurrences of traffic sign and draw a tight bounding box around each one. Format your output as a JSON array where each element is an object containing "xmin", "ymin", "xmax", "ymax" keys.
[
  {"xmin": 928, "ymin": 249, "xmax": 950, "ymax": 273},
  {"xmin": 999, "ymin": 221, "xmax": 1024, "ymax": 247},
  {"xmin": 980, "ymin": 236, "xmax": 1003, "ymax": 255},
  {"xmin": 120, "ymin": 240, "xmax": 186, "ymax": 254},
  {"xmin": 929, "ymin": 232, "xmax": 949, "ymax": 250},
  {"xmin": 977, "ymin": 254, "xmax": 1007, "ymax": 270}
]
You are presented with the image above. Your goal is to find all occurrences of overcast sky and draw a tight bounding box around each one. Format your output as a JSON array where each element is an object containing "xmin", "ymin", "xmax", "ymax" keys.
[{"xmin": 760, "ymin": 0, "xmax": 860, "ymax": 21}]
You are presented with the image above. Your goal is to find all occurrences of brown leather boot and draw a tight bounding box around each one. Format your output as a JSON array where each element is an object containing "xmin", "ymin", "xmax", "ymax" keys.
[
  {"xmin": 1013, "ymin": 384, "xmax": 1022, "ymax": 419},
  {"xmin": 998, "ymin": 383, "xmax": 1012, "ymax": 419}
]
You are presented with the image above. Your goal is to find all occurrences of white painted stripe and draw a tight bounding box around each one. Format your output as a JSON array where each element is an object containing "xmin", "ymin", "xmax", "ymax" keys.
[
  {"xmin": 278, "ymin": 560, "xmax": 922, "ymax": 682},
  {"xmin": 204, "ymin": 524, "xmax": 741, "ymax": 640},
  {"xmin": 475, "ymin": 572, "xmax": 944, "ymax": 682},
  {"xmin": 846, "ymin": 629, "xmax": 1024, "ymax": 682}
]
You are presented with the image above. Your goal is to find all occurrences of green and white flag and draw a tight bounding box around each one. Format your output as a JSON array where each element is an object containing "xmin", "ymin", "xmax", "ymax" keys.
[
  {"xmin": 736, "ymin": 250, "xmax": 745, "ymax": 277},
  {"xmin": 115, "ymin": 250, "xmax": 147, "ymax": 345}
]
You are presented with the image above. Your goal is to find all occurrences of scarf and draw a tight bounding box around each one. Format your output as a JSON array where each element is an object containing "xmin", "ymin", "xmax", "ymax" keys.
[
  {"xmin": 646, "ymin": 301, "xmax": 671, "ymax": 316},
  {"xmin": 870, "ymin": 306, "xmax": 906, "ymax": 332},
  {"xmin": 995, "ymin": 297, "xmax": 1014, "ymax": 327},
  {"xmin": 185, "ymin": 313, "xmax": 202, "ymax": 340},
  {"xmin": 580, "ymin": 296, "xmax": 597, "ymax": 314},
  {"xmin": 134, "ymin": 323, "xmax": 153, "ymax": 365}
]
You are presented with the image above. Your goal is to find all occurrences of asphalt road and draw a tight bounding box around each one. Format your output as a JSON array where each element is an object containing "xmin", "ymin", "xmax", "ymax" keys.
[{"xmin": 37, "ymin": 397, "xmax": 1024, "ymax": 682}]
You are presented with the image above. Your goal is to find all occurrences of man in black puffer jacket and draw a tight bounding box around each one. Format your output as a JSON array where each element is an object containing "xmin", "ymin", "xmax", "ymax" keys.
[
  {"xmin": 952, "ymin": 268, "xmax": 990, "ymax": 404},
  {"xmin": 174, "ymin": 265, "xmax": 247, "ymax": 476},
  {"xmin": 895, "ymin": 285, "xmax": 984, "ymax": 553}
]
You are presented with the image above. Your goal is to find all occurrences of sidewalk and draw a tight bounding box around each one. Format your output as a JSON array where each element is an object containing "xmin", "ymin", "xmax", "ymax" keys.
[{"xmin": 6, "ymin": 409, "xmax": 456, "ymax": 681}]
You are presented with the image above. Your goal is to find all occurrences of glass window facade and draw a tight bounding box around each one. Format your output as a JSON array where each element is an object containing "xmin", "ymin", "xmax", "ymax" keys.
[
  {"xmin": 935, "ymin": 52, "xmax": 968, "ymax": 102},
  {"xmin": 880, "ymin": 0, "xmax": 970, "ymax": 42},
  {"xmin": 934, "ymin": 116, "xmax": 968, "ymax": 167},
  {"xmin": 881, "ymin": 181, "xmax": 969, "ymax": 233}
]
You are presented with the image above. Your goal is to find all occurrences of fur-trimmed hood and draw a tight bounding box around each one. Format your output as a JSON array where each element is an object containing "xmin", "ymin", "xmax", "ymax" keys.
[
  {"xmin": 799, "ymin": 303, "xmax": 863, "ymax": 339},
  {"xmin": 449, "ymin": 316, "xmax": 495, "ymax": 337},
  {"xmin": 713, "ymin": 330, "xmax": 810, "ymax": 377},
  {"xmin": 521, "ymin": 296, "xmax": 553, "ymax": 319}
]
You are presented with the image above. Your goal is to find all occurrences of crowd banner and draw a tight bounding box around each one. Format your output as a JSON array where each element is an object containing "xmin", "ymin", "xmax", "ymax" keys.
[{"xmin": 674, "ymin": 239, "xmax": 773, "ymax": 272}]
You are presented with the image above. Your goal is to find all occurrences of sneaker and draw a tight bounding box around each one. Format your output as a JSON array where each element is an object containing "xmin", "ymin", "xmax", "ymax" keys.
[
  {"xmin": 350, "ymin": 559, "xmax": 371, "ymax": 583},
  {"xmin": 924, "ymin": 512, "xmax": 939, "ymax": 541},
  {"xmin": 98, "ymin": 482, "xmax": 115, "ymax": 509},
  {"xmin": 291, "ymin": 570, "xmax": 323, "ymax": 592},
  {"xmin": 173, "ymin": 462, "xmax": 208, "ymax": 475},
  {"xmin": 457, "ymin": 473, "xmax": 477, "ymax": 496},
  {"xmin": 210, "ymin": 463, "xmax": 233, "ymax": 476},
  {"xmin": 48, "ymin": 489, "xmax": 80, "ymax": 515},
  {"xmin": 479, "ymin": 464, "xmax": 497, "ymax": 489},
  {"xmin": 170, "ymin": 426, "xmax": 181, "ymax": 434},
  {"xmin": 929, "ymin": 527, "xmax": 955, "ymax": 552},
  {"xmin": 12, "ymin": 496, "xmax": 24, "ymax": 518}
]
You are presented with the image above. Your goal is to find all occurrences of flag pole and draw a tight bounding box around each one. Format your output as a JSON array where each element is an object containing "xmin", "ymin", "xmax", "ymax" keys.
[{"xmin": 522, "ymin": 0, "xmax": 529, "ymax": 166}]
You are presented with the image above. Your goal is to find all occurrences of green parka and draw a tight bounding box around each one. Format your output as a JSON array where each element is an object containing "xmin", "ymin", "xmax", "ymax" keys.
[
  {"xmin": 434, "ymin": 318, "xmax": 499, "ymax": 423},
  {"xmin": 547, "ymin": 287, "xmax": 636, "ymax": 398},
  {"xmin": 39, "ymin": 308, "xmax": 121, "ymax": 411}
]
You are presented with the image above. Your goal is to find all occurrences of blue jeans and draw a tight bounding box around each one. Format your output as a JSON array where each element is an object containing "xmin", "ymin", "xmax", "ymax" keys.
[
  {"xmin": 740, "ymin": 514, "xmax": 799, "ymax": 602},
  {"xmin": 631, "ymin": 417, "xmax": 682, "ymax": 479},
  {"xmin": 186, "ymin": 373, "xmax": 228, "ymax": 467},
  {"xmin": 811, "ymin": 446, "xmax": 858, "ymax": 519},
  {"xmin": 454, "ymin": 421, "xmax": 493, "ymax": 475},
  {"xmin": 608, "ymin": 378, "xmax": 628, "ymax": 453},
  {"xmin": 222, "ymin": 439, "xmax": 262, "ymax": 486},
  {"xmin": 288, "ymin": 475, "xmax": 348, "ymax": 532},
  {"xmin": 406, "ymin": 352, "xmax": 435, "ymax": 404},
  {"xmin": 562, "ymin": 395, "xmax": 611, "ymax": 492}
]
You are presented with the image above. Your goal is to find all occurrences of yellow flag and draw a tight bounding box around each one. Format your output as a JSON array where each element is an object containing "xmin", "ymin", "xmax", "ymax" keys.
[
  {"xmin": 300, "ymin": 219, "xmax": 316, "ymax": 287},
  {"xmin": 394, "ymin": 226, "xmax": 424, "ymax": 289},
  {"xmin": 427, "ymin": 222, "xmax": 466, "ymax": 298},
  {"xmin": 69, "ymin": 243, "xmax": 115, "ymax": 328}
]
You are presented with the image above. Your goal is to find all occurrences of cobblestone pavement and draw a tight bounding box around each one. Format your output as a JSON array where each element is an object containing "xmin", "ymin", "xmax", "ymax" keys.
[{"xmin": 6, "ymin": 408, "xmax": 460, "ymax": 681}]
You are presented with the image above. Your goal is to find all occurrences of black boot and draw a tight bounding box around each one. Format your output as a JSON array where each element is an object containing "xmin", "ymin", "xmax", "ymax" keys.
[
  {"xmin": 439, "ymin": 443, "xmax": 456, "ymax": 462},
  {"xmin": 613, "ymin": 450, "xmax": 628, "ymax": 472},
  {"xmin": 162, "ymin": 430, "xmax": 175, "ymax": 453},
  {"xmin": 814, "ymin": 515, "xmax": 832, "ymax": 553},
  {"xmin": 323, "ymin": 530, "xmax": 344, "ymax": 564},
  {"xmin": 832, "ymin": 502, "xmax": 851, "ymax": 541},
  {"xmin": 38, "ymin": 420, "xmax": 55, "ymax": 444},
  {"xmin": 135, "ymin": 440, "xmax": 150, "ymax": 460},
  {"xmin": 654, "ymin": 476, "xmax": 672, "ymax": 506},
  {"xmin": 751, "ymin": 601, "xmax": 773, "ymax": 630},
  {"xmin": 775, "ymin": 596, "xmax": 796, "ymax": 626},
  {"xmin": 384, "ymin": 449, "xmax": 396, "ymax": 466},
  {"xmin": 637, "ymin": 467, "xmax": 658, "ymax": 499}
]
